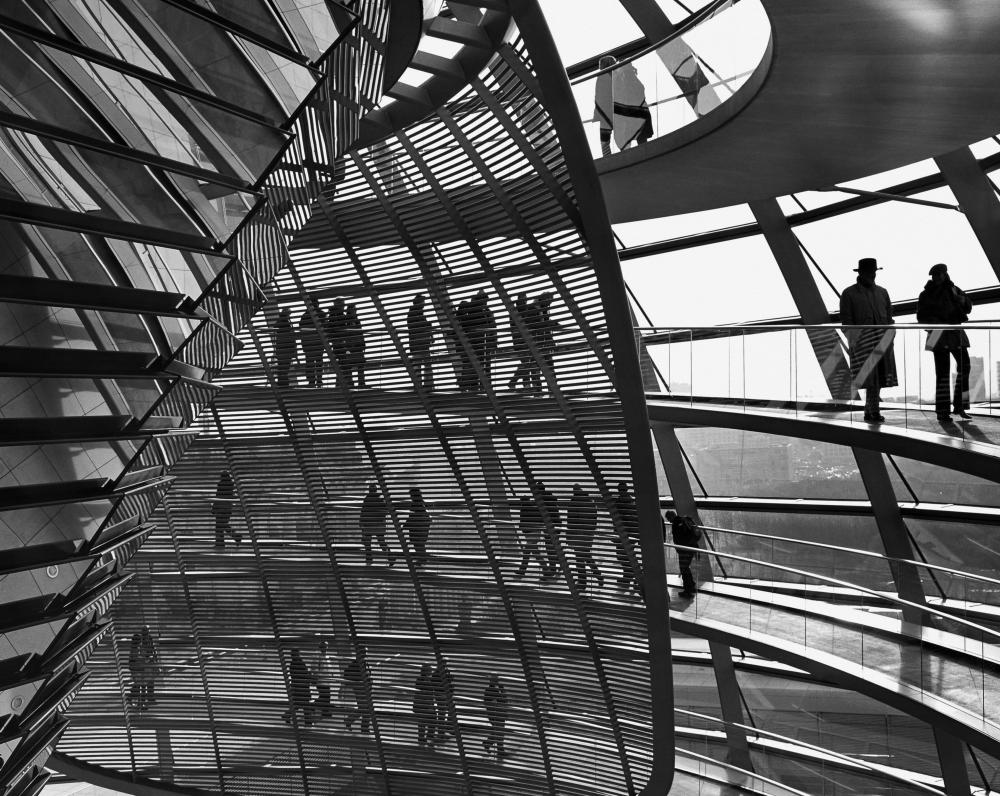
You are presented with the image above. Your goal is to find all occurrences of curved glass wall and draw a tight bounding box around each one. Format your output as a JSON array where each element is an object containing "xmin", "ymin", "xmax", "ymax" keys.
[{"xmin": 570, "ymin": 0, "xmax": 771, "ymax": 160}]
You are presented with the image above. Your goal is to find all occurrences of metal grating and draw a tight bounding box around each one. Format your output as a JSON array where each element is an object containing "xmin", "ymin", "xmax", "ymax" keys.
[{"xmin": 56, "ymin": 16, "xmax": 671, "ymax": 796}]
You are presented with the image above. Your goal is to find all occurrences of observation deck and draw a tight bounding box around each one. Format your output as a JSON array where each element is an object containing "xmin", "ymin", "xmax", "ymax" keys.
[{"xmin": 588, "ymin": 0, "xmax": 1000, "ymax": 219}]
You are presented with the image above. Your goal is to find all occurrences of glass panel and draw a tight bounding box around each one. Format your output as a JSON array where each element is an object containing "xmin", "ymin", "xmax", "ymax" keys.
[
  {"xmin": 613, "ymin": 202, "xmax": 754, "ymax": 247},
  {"xmin": 571, "ymin": 0, "xmax": 770, "ymax": 159},
  {"xmin": 795, "ymin": 186, "xmax": 996, "ymax": 312},
  {"xmin": 674, "ymin": 428, "xmax": 870, "ymax": 499},
  {"xmin": 737, "ymin": 670, "xmax": 941, "ymax": 779},
  {"xmin": 622, "ymin": 234, "xmax": 797, "ymax": 326},
  {"xmin": 543, "ymin": 1, "xmax": 643, "ymax": 67}
]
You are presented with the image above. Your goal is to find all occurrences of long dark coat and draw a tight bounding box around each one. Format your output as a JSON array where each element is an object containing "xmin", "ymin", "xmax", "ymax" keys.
[
  {"xmin": 916, "ymin": 279, "xmax": 971, "ymax": 351},
  {"xmin": 840, "ymin": 281, "xmax": 898, "ymax": 389}
]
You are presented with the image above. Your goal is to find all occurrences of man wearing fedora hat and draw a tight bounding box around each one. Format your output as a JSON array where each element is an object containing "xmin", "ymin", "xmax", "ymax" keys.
[
  {"xmin": 917, "ymin": 263, "xmax": 973, "ymax": 422},
  {"xmin": 840, "ymin": 257, "xmax": 897, "ymax": 423}
]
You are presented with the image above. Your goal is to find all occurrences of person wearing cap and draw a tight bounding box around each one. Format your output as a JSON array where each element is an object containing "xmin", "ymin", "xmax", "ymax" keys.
[
  {"xmin": 917, "ymin": 263, "xmax": 973, "ymax": 422},
  {"xmin": 840, "ymin": 258, "xmax": 898, "ymax": 423}
]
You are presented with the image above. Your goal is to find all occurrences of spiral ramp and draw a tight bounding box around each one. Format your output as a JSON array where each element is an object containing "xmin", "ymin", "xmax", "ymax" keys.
[{"xmin": 2, "ymin": 0, "xmax": 1000, "ymax": 795}]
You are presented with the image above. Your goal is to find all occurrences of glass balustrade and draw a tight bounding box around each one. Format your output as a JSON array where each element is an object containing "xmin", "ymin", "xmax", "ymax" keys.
[
  {"xmin": 665, "ymin": 539, "xmax": 1000, "ymax": 737},
  {"xmin": 670, "ymin": 523, "xmax": 1000, "ymax": 612},
  {"xmin": 641, "ymin": 322, "xmax": 1000, "ymax": 429},
  {"xmin": 571, "ymin": 0, "xmax": 771, "ymax": 161},
  {"xmin": 674, "ymin": 707, "xmax": 948, "ymax": 794}
]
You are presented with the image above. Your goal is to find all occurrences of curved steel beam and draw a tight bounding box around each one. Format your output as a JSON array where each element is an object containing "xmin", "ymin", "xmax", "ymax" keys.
[{"xmin": 508, "ymin": 1, "xmax": 676, "ymax": 793}]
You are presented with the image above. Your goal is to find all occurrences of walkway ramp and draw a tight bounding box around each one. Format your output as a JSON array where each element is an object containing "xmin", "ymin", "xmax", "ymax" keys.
[{"xmin": 671, "ymin": 580, "xmax": 1000, "ymax": 757}]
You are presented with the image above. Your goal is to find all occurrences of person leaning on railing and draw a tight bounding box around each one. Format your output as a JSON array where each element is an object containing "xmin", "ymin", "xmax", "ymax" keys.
[{"xmin": 916, "ymin": 263, "xmax": 973, "ymax": 423}]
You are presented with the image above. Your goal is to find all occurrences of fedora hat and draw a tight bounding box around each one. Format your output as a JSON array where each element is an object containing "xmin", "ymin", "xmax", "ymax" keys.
[{"xmin": 854, "ymin": 257, "xmax": 882, "ymax": 273}]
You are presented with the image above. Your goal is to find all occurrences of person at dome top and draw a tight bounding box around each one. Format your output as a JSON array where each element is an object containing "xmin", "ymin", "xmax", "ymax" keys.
[
  {"xmin": 612, "ymin": 61, "xmax": 653, "ymax": 150},
  {"xmin": 594, "ymin": 55, "xmax": 617, "ymax": 156}
]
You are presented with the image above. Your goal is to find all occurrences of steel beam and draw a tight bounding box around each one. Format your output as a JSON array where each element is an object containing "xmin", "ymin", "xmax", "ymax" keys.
[
  {"xmin": 749, "ymin": 198, "xmax": 853, "ymax": 400},
  {"xmin": 936, "ymin": 146, "xmax": 1000, "ymax": 282},
  {"xmin": 933, "ymin": 726, "xmax": 973, "ymax": 796},
  {"xmin": 853, "ymin": 448, "xmax": 928, "ymax": 624}
]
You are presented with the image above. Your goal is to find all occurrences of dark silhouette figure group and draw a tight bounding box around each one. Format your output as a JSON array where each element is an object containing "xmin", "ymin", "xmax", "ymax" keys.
[
  {"xmin": 843, "ymin": 257, "xmax": 977, "ymax": 424},
  {"xmin": 279, "ymin": 644, "xmax": 374, "ymax": 732},
  {"xmin": 455, "ymin": 289, "xmax": 497, "ymax": 393},
  {"xmin": 507, "ymin": 291, "xmax": 559, "ymax": 394},
  {"xmin": 271, "ymin": 288, "xmax": 564, "ymax": 395},
  {"xmin": 512, "ymin": 480, "xmax": 640, "ymax": 594},
  {"xmin": 359, "ymin": 483, "xmax": 433, "ymax": 567},
  {"xmin": 411, "ymin": 659, "xmax": 509, "ymax": 755},
  {"xmin": 271, "ymin": 298, "xmax": 367, "ymax": 388},
  {"xmin": 277, "ymin": 643, "xmax": 513, "ymax": 755}
]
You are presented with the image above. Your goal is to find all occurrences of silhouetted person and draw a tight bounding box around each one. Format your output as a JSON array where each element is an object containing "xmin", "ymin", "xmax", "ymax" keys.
[
  {"xmin": 531, "ymin": 293, "xmax": 559, "ymax": 392},
  {"xmin": 407, "ymin": 294, "xmax": 435, "ymax": 390},
  {"xmin": 413, "ymin": 663, "xmax": 436, "ymax": 747},
  {"xmin": 326, "ymin": 298, "xmax": 349, "ymax": 386},
  {"xmin": 282, "ymin": 648, "xmax": 315, "ymax": 725},
  {"xmin": 521, "ymin": 296, "xmax": 544, "ymax": 393},
  {"xmin": 613, "ymin": 61, "xmax": 653, "ymax": 149},
  {"xmin": 917, "ymin": 263, "xmax": 973, "ymax": 422},
  {"xmin": 139, "ymin": 626, "xmax": 159, "ymax": 708},
  {"xmin": 343, "ymin": 648, "xmax": 372, "ymax": 733},
  {"xmin": 457, "ymin": 293, "xmax": 489, "ymax": 392},
  {"xmin": 126, "ymin": 632, "xmax": 145, "ymax": 709},
  {"xmin": 514, "ymin": 489, "xmax": 546, "ymax": 579},
  {"xmin": 507, "ymin": 292, "xmax": 535, "ymax": 391},
  {"xmin": 841, "ymin": 258, "xmax": 897, "ymax": 423},
  {"xmin": 666, "ymin": 510, "xmax": 701, "ymax": 598},
  {"xmin": 314, "ymin": 640, "xmax": 335, "ymax": 719},
  {"xmin": 213, "ymin": 469, "xmax": 241, "ymax": 548},
  {"xmin": 480, "ymin": 291, "xmax": 498, "ymax": 388},
  {"xmin": 594, "ymin": 55, "xmax": 617, "ymax": 156},
  {"xmin": 567, "ymin": 484, "xmax": 602, "ymax": 589},
  {"xmin": 483, "ymin": 673, "xmax": 509, "ymax": 757},
  {"xmin": 612, "ymin": 482, "xmax": 640, "ymax": 592},
  {"xmin": 404, "ymin": 487, "xmax": 431, "ymax": 567},
  {"xmin": 444, "ymin": 301, "xmax": 465, "ymax": 386},
  {"xmin": 360, "ymin": 483, "xmax": 390, "ymax": 566},
  {"xmin": 534, "ymin": 479, "xmax": 562, "ymax": 580},
  {"xmin": 298, "ymin": 302, "xmax": 324, "ymax": 387},
  {"xmin": 432, "ymin": 660, "xmax": 456, "ymax": 743},
  {"xmin": 344, "ymin": 304, "xmax": 366, "ymax": 388},
  {"xmin": 272, "ymin": 307, "xmax": 296, "ymax": 387}
]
